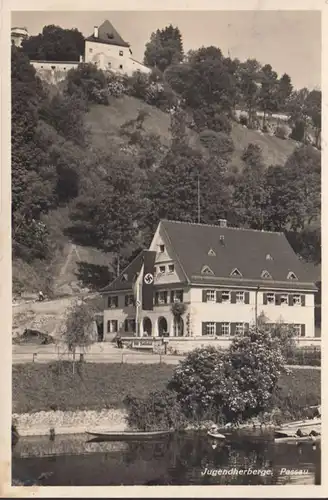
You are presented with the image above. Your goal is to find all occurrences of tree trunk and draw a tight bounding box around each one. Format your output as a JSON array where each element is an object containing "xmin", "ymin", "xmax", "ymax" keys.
[{"xmin": 72, "ymin": 349, "xmax": 76, "ymax": 374}]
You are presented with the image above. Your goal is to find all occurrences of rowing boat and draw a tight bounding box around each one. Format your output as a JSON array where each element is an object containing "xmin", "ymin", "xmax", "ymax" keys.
[
  {"xmin": 86, "ymin": 430, "xmax": 173, "ymax": 441},
  {"xmin": 207, "ymin": 432, "xmax": 226, "ymax": 439},
  {"xmin": 274, "ymin": 435, "xmax": 320, "ymax": 444}
]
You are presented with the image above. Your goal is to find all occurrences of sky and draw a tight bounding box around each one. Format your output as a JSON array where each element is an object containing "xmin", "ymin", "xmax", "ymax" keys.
[{"xmin": 11, "ymin": 10, "xmax": 321, "ymax": 90}]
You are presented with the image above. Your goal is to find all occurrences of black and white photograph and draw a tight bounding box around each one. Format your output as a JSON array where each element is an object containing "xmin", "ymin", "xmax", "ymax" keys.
[{"xmin": 5, "ymin": 3, "xmax": 323, "ymax": 493}]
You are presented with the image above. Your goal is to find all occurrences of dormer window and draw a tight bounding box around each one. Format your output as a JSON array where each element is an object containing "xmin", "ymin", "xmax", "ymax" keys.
[
  {"xmin": 230, "ymin": 268, "xmax": 242, "ymax": 277},
  {"xmin": 261, "ymin": 270, "xmax": 272, "ymax": 279},
  {"xmin": 159, "ymin": 244, "xmax": 165, "ymax": 253},
  {"xmin": 208, "ymin": 248, "xmax": 216, "ymax": 257},
  {"xmin": 159, "ymin": 265, "xmax": 166, "ymax": 274},
  {"xmin": 219, "ymin": 235, "xmax": 225, "ymax": 246},
  {"xmin": 201, "ymin": 265, "xmax": 214, "ymax": 275},
  {"xmin": 287, "ymin": 271, "xmax": 298, "ymax": 280},
  {"xmin": 121, "ymin": 273, "xmax": 128, "ymax": 282},
  {"xmin": 168, "ymin": 264, "xmax": 175, "ymax": 273},
  {"xmin": 266, "ymin": 254, "xmax": 273, "ymax": 261}
]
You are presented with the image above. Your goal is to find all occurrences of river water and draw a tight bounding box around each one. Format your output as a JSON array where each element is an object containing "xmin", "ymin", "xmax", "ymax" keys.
[{"xmin": 12, "ymin": 431, "xmax": 320, "ymax": 486}]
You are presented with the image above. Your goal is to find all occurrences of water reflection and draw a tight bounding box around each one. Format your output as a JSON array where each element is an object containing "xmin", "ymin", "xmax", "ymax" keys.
[{"xmin": 12, "ymin": 431, "xmax": 320, "ymax": 486}]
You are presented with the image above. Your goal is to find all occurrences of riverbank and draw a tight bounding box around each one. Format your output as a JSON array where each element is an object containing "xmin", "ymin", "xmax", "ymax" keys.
[{"xmin": 13, "ymin": 409, "xmax": 128, "ymax": 437}]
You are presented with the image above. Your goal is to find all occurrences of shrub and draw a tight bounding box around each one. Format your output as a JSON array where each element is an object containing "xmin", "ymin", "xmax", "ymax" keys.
[
  {"xmin": 169, "ymin": 326, "xmax": 288, "ymax": 423},
  {"xmin": 124, "ymin": 389, "xmax": 187, "ymax": 431},
  {"xmin": 275, "ymin": 124, "xmax": 291, "ymax": 140},
  {"xmin": 126, "ymin": 71, "xmax": 149, "ymax": 100}
]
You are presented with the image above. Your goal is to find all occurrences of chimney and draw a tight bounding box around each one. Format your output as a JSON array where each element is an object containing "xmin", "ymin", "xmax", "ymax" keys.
[
  {"xmin": 218, "ymin": 219, "xmax": 227, "ymax": 228},
  {"xmin": 94, "ymin": 26, "xmax": 99, "ymax": 38}
]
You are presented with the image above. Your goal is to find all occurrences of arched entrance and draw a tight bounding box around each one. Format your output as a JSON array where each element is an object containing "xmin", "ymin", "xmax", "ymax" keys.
[
  {"xmin": 143, "ymin": 317, "xmax": 152, "ymax": 337},
  {"xmin": 158, "ymin": 317, "xmax": 168, "ymax": 337}
]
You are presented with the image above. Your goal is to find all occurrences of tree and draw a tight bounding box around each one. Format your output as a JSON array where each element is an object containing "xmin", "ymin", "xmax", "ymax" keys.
[
  {"xmin": 144, "ymin": 25, "xmax": 184, "ymax": 72},
  {"xmin": 236, "ymin": 59, "xmax": 261, "ymax": 127},
  {"xmin": 305, "ymin": 90, "xmax": 321, "ymax": 148},
  {"xmin": 232, "ymin": 144, "xmax": 268, "ymax": 229},
  {"xmin": 169, "ymin": 326, "xmax": 288, "ymax": 423},
  {"xmin": 258, "ymin": 64, "xmax": 279, "ymax": 128},
  {"xmin": 69, "ymin": 152, "xmax": 142, "ymax": 275},
  {"xmin": 61, "ymin": 299, "xmax": 97, "ymax": 373},
  {"xmin": 277, "ymin": 73, "xmax": 293, "ymax": 111},
  {"xmin": 22, "ymin": 24, "xmax": 84, "ymax": 62},
  {"xmin": 65, "ymin": 63, "xmax": 107, "ymax": 105}
]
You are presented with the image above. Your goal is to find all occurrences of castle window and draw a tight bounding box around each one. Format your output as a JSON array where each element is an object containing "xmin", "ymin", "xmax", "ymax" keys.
[
  {"xmin": 159, "ymin": 265, "xmax": 166, "ymax": 274},
  {"xmin": 266, "ymin": 293, "xmax": 275, "ymax": 304},
  {"xmin": 119, "ymin": 64, "xmax": 123, "ymax": 69},
  {"xmin": 168, "ymin": 264, "xmax": 175, "ymax": 273},
  {"xmin": 293, "ymin": 294, "xmax": 301, "ymax": 306},
  {"xmin": 159, "ymin": 244, "xmax": 165, "ymax": 253},
  {"xmin": 89, "ymin": 48, "xmax": 93, "ymax": 53},
  {"xmin": 236, "ymin": 291, "xmax": 245, "ymax": 303},
  {"xmin": 221, "ymin": 323, "xmax": 231, "ymax": 336},
  {"xmin": 206, "ymin": 322, "xmax": 216, "ymax": 336},
  {"xmin": 235, "ymin": 323, "xmax": 246, "ymax": 335},
  {"xmin": 119, "ymin": 50, "xmax": 124, "ymax": 56}
]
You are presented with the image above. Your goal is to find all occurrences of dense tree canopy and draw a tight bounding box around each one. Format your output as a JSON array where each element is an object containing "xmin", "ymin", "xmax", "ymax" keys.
[
  {"xmin": 144, "ymin": 25, "xmax": 184, "ymax": 72},
  {"xmin": 21, "ymin": 25, "xmax": 85, "ymax": 62}
]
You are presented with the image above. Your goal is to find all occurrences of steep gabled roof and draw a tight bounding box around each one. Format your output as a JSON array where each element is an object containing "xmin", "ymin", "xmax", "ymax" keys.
[
  {"xmin": 160, "ymin": 220, "xmax": 317, "ymax": 290},
  {"xmin": 86, "ymin": 20, "xmax": 130, "ymax": 48},
  {"xmin": 101, "ymin": 250, "xmax": 145, "ymax": 293}
]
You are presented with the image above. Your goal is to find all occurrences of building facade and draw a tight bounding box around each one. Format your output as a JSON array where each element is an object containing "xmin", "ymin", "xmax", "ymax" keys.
[
  {"xmin": 101, "ymin": 220, "xmax": 318, "ymax": 349},
  {"xmin": 85, "ymin": 22, "xmax": 150, "ymax": 76}
]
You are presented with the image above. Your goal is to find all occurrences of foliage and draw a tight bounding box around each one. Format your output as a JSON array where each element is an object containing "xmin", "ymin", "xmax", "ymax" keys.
[
  {"xmin": 171, "ymin": 302, "xmax": 187, "ymax": 337},
  {"xmin": 274, "ymin": 124, "xmax": 291, "ymax": 140},
  {"xmin": 169, "ymin": 326, "xmax": 289, "ymax": 423},
  {"xmin": 124, "ymin": 390, "xmax": 187, "ymax": 431},
  {"xmin": 22, "ymin": 24, "xmax": 84, "ymax": 62},
  {"xmin": 76, "ymin": 262, "xmax": 115, "ymax": 290},
  {"xmin": 285, "ymin": 347, "xmax": 321, "ymax": 367},
  {"xmin": 61, "ymin": 299, "xmax": 97, "ymax": 372},
  {"xmin": 66, "ymin": 63, "xmax": 108, "ymax": 105},
  {"xmin": 144, "ymin": 25, "xmax": 184, "ymax": 72}
]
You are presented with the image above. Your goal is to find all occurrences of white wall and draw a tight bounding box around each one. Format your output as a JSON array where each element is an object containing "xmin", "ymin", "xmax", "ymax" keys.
[
  {"xmin": 85, "ymin": 40, "xmax": 150, "ymax": 76},
  {"xmin": 190, "ymin": 287, "xmax": 315, "ymax": 337},
  {"xmin": 31, "ymin": 60, "xmax": 78, "ymax": 84}
]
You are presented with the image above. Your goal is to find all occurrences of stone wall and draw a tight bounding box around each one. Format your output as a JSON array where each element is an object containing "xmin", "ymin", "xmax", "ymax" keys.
[{"xmin": 13, "ymin": 409, "xmax": 127, "ymax": 436}]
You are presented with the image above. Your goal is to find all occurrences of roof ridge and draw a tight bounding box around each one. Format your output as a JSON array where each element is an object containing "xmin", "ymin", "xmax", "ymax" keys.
[{"xmin": 161, "ymin": 219, "xmax": 284, "ymax": 235}]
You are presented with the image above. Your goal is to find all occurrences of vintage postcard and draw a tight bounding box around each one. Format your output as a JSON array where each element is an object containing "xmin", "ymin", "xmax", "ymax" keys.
[{"xmin": 1, "ymin": 0, "xmax": 326, "ymax": 497}]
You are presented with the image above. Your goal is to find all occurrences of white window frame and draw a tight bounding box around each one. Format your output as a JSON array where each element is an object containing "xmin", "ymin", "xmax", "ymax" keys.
[
  {"xmin": 168, "ymin": 264, "xmax": 175, "ymax": 273},
  {"xmin": 235, "ymin": 323, "xmax": 245, "ymax": 335},
  {"xmin": 280, "ymin": 294, "xmax": 288, "ymax": 306},
  {"xmin": 236, "ymin": 291, "xmax": 245, "ymax": 304},
  {"xmin": 293, "ymin": 294, "xmax": 301, "ymax": 306},
  {"xmin": 266, "ymin": 293, "xmax": 275, "ymax": 304},
  {"xmin": 206, "ymin": 290, "xmax": 216, "ymax": 302},
  {"xmin": 221, "ymin": 291, "xmax": 231, "ymax": 303},
  {"xmin": 293, "ymin": 324, "xmax": 302, "ymax": 336},
  {"xmin": 173, "ymin": 290, "xmax": 183, "ymax": 303},
  {"xmin": 158, "ymin": 291, "xmax": 166, "ymax": 304},
  {"xmin": 221, "ymin": 323, "xmax": 231, "ymax": 336},
  {"xmin": 206, "ymin": 322, "xmax": 216, "ymax": 336}
]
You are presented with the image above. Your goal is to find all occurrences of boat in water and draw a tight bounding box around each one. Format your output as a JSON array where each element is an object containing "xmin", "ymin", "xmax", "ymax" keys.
[
  {"xmin": 86, "ymin": 430, "xmax": 174, "ymax": 441},
  {"xmin": 274, "ymin": 416, "xmax": 321, "ymax": 444}
]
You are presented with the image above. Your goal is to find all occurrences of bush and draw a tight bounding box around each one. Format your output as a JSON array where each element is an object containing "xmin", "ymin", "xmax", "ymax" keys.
[
  {"xmin": 124, "ymin": 389, "xmax": 187, "ymax": 431},
  {"xmin": 169, "ymin": 326, "xmax": 288, "ymax": 423},
  {"xmin": 275, "ymin": 124, "xmax": 291, "ymax": 140},
  {"xmin": 286, "ymin": 347, "xmax": 321, "ymax": 366},
  {"xmin": 126, "ymin": 71, "xmax": 149, "ymax": 100}
]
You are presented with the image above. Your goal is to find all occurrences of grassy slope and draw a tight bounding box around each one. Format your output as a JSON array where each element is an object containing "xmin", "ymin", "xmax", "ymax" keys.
[
  {"xmin": 13, "ymin": 363, "xmax": 320, "ymax": 415},
  {"xmin": 86, "ymin": 95, "xmax": 297, "ymax": 169}
]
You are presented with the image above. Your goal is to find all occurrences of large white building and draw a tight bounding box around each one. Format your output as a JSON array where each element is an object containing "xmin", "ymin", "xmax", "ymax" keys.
[
  {"xmin": 101, "ymin": 219, "xmax": 319, "ymax": 353},
  {"xmin": 84, "ymin": 20, "xmax": 151, "ymax": 76}
]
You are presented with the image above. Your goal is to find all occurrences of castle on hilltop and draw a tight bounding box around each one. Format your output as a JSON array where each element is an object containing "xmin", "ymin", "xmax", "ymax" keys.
[{"xmin": 11, "ymin": 20, "xmax": 150, "ymax": 84}]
